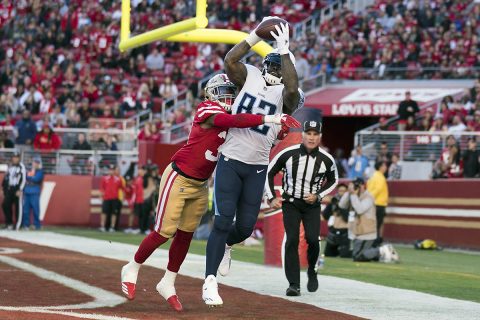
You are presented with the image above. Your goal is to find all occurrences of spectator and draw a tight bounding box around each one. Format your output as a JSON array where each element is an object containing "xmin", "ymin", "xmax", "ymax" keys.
[
  {"xmin": 0, "ymin": 129, "xmax": 14, "ymax": 148},
  {"xmin": 347, "ymin": 145, "xmax": 369, "ymax": 179},
  {"xmin": 388, "ymin": 154, "xmax": 402, "ymax": 180},
  {"xmin": 159, "ymin": 76, "xmax": 178, "ymax": 105},
  {"xmin": 99, "ymin": 164, "xmax": 123, "ymax": 232},
  {"xmin": 294, "ymin": 51, "xmax": 310, "ymax": 80},
  {"xmin": 367, "ymin": 161, "xmax": 389, "ymax": 245},
  {"xmin": 1, "ymin": 152, "xmax": 26, "ymax": 230},
  {"xmin": 14, "ymin": 110, "xmax": 37, "ymax": 147},
  {"xmin": 33, "ymin": 125, "xmax": 61, "ymax": 151},
  {"xmin": 339, "ymin": 178, "xmax": 399, "ymax": 263},
  {"xmin": 49, "ymin": 105, "xmax": 67, "ymax": 127},
  {"xmin": 33, "ymin": 125, "xmax": 62, "ymax": 173},
  {"xmin": 99, "ymin": 134, "xmax": 118, "ymax": 168},
  {"xmin": 145, "ymin": 48, "xmax": 165, "ymax": 70},
  {"xmin": 375, "ymin": 141, "xmax": 392, "ymax": 167},
  {"xmin": 22, "ymin": 157, "xmax": 44, "ymax": 231},
  {"xmin": 132, "ymin": 165, "xmax": 147, "ymax": 234},
  {"xmin": 448, "ymin": 115, "xmax": 467, "ymax": 137},
  {"xmin": 445, "ymin": 144, "xmax": 463, "ymax": 178},
  {"xmin": 397, "ymin": 91, "xmax": 419, "ymax": 130},
  {"xmin": 322, "ymin": 183, "xmax": 351, "ymax": 258},
  {"xmin": 429, "ymin": 114, "xmax": 447, "ymax": 132},
  {"xmin": 463, "ymin": 137, "xmax": 480, "ymax": 178},
  {"xmin": 71, "ymin": 133, "xmax": 92, "ymax": 175}
]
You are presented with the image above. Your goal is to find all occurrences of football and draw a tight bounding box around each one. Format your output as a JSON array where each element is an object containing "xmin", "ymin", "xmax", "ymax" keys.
[{"xmin": 255, "ymin": 17, "xmax": 290, "ymax": 41}]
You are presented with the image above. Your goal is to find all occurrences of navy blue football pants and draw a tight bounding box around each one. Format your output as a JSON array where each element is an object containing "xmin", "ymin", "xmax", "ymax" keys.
[{"xmin": 205, "ymin": 155, "xmax": 267, "ymax": 277}]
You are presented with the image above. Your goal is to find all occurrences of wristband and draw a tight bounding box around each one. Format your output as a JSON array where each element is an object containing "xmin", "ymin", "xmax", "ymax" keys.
[
  {"xmin": 245, "ymin": 31, "xmax": 261, "ymax": 47},
  {"xmin": 264, "ymin": 114, "xmax": 281, "ymax": 124}
]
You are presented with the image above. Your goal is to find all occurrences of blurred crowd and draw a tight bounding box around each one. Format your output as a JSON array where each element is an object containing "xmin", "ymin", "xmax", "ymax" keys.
[{"xmin": 291, "ymin": 0, "xmax": 480, "ymax": 81}]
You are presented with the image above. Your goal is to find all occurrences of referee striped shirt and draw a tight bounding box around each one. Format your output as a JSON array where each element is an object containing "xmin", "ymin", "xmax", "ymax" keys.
[{"xmin": 265, "ymin": 144, "xmax": 338, "ymax": 201}]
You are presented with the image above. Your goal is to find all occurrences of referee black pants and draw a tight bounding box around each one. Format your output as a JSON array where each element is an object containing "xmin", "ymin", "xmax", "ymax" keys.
[
  {"xmin": 282, "ymin": 199, "xmax": 320, "ymax": 288},
  {"xmin": 2, "ymin": 189, "xmax": 20, "ymax": 227}
]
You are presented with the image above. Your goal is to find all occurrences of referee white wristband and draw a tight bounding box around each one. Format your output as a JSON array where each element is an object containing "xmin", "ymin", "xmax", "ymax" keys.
[{"xmin": 245, "ymin": 31, "xmax": 261, "ymax": 47}]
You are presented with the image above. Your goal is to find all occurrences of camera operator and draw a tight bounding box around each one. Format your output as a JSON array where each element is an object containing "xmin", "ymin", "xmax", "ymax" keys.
[
  {"xmin": 322, "ymin": 183, "xmax": 352, "ymax": 258},
  {"xmin": 338, "ymin": 178, "xmax": 399, "ymax": 262}
]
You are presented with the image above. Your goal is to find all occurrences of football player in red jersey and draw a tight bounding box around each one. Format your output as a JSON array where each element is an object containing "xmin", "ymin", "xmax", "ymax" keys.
[{"xmin": 121, "ymin": 74, "xmax": 300, "ymax": 311}]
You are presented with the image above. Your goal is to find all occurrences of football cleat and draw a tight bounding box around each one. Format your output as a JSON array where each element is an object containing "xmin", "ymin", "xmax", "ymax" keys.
[
  {"xmin": 121, "ymin": 282, "xmax": 136, "ymax": 300},
  {"xmin": 202, "ymin": 275, "xmax": 223, "ymax": 306},
  {"xmin": 218, "ymin": 246, "xmax": 232, "ymax": 276},
  {"xmin": 121, "ymin": 262, "xmax": 140, "ymax": 300},
  {"xmin": 156, "ymin": 278, "xmax": 183, "ymax": 312}
]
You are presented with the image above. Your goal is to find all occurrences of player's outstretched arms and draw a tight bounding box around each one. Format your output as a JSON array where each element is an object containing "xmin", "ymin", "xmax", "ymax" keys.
[
  {"xmin": 201, "ymin": 113, "xmax": 300, "ymax": 129},
  {"xmin": 225, "ymin": 17, "xmax": 276, "ymax": 88},
  {"xmin": 270, "ymin": 23, "xmax": 299, "ymax": 115}
]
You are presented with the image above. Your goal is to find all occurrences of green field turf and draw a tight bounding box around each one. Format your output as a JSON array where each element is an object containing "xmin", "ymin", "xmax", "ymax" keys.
[{"xmin": 53, "ymin": 227, "xmax": 480, "ymax": 303}]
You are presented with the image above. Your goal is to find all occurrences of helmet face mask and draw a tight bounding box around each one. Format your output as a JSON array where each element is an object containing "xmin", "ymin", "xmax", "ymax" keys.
[{"xmin": 204, "ymin": 74, "xmax": 237, "ymax": 112}]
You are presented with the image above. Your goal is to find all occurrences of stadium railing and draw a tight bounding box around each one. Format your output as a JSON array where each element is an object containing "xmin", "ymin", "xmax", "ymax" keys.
[
  {"xmin": 0, "ymin": 148, "xmax": 138, "ymax": 176},
  {"xmin": 355, "ymin": 130, "xmax": 480, "ymax": 162},
  {"xmin": 328, "ymin": 66, "xmax": 480, "ymax": 82},
  {"xmin": 1, "ymin": 126, "xmax": 138, "ymax": 151}
]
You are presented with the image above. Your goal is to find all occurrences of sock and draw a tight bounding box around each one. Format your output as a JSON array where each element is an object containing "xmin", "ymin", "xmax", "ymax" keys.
[
  {"xmin": 167, "ymin": 229, "xmax": 194, "ymax": 273},
  {"xmin": 205, "ymin": 226, "xmax": 229, "ymax": 277},
  {"xmin": 157, "ymin": 269, "xmax": 177, "ymax": 299},
  {"xmin": 134, "ymin": 231, "xmax": 168, "ymax": 264},
  {"xmin": 122, "ymin": 261, "xmax": 141, "ymax": 283}
]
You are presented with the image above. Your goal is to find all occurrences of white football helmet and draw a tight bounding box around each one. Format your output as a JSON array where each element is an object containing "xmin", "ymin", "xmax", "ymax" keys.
[{"xmin": 204, "ymin": 74, "xmax": 237, "ymax": 112}]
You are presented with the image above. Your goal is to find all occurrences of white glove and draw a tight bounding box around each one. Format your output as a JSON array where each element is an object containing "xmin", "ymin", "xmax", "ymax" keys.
[
  {"xmin": 246, "ymin": 16, "xmax": 277, "ymax": 47},
  {"xmin": 270, "ymin": 23, "xmax": 290, "ymax": 55}
]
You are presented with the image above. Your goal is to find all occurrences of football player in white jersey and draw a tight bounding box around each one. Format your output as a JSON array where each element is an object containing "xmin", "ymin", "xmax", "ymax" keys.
[{"xmin": 203, "ymin": 17, "xmax": 300, "ymax": 306}]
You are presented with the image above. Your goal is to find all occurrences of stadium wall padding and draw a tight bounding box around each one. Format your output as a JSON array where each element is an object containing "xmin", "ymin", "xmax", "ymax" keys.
[{"xmin": 0, "ymin": 174, "xmax": 92, "ymax": 226}]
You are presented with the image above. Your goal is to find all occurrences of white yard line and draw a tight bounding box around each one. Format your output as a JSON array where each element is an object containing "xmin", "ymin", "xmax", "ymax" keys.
[
  {"xmin": 1, "ymin": 231, "xmax": 480, "ymax": 320},
  {"xmin": 0, "ymin": 244, "xmax": 132, "ymax": 320}
]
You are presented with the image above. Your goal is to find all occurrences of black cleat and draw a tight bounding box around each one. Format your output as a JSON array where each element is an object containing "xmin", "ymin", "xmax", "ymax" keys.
[
  {"xmin": 307, "ymin": 270, "xmax": 318, "ymax": 292},
  {"xmin": 286, "ymin": 285, "xmax": 301, "ymax": 296}
]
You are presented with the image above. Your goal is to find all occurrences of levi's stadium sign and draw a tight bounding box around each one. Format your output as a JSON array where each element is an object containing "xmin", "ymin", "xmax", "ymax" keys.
[{"xmin": 305, "ymin": 87, "xmax": 465, "ymax": 117}]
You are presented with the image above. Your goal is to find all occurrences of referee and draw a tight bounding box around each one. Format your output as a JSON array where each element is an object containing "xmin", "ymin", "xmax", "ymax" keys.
[{"xmin": 266, "ymin": 120, "xmax": 338, "ymax": 296}]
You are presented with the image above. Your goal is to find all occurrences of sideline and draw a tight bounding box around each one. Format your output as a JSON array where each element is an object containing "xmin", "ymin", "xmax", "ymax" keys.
[{"xmin": 1, "ymin": 231, "xmax": 479, "ymax": 320}]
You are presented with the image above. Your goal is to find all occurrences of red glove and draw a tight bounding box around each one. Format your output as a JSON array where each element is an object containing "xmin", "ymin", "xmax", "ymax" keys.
[{"xmin": 276, "ymin": 124, "xmax": 290, "ymax": 140}]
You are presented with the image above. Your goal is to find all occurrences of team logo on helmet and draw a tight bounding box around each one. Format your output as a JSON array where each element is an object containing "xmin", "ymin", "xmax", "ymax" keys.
[{"xmin": 204, "ymin": 74, "xmax": 237, "ymax": 111}]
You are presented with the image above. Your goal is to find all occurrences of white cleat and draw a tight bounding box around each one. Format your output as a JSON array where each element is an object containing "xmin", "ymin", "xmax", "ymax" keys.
[
  {"xmin": 218, "ymin": 246, "xmax": 232, "ymax": 276},
  {"xmin": 202, "ymin": 275, "xmax": 223, "ymax": 306}
]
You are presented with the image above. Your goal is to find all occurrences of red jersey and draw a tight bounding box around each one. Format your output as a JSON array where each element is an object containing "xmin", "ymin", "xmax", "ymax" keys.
[
  {"xmin": 171, "ymin": 101, "xmax": 228, "ymax": 180},
  {"xmin": 132, "ymin": 176, "xmax": 144, "ymax": 204},
  {"xmin": 101, "ymin": 175, "xmax": 123, "ymax": 200}
]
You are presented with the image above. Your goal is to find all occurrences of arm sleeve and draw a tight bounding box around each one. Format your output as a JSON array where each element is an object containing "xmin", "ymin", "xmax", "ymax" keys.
[
  {"xmin": 350, "ymin": 194, "xmax": 374, "ymax": 215},
  {"xmin": 265, "ymin": 149, "xmax": 290, "ymax": 201},
  {"xmin": 19, "ymin": 164, "xmax": 27, "ymax": 191},
  {"xmin": 213, "ymin": 113, "xmax": 264, "ymax": 128},
  {"xmin": 317, "ymin": 159, "xmax": 338, "ymax": 199}
]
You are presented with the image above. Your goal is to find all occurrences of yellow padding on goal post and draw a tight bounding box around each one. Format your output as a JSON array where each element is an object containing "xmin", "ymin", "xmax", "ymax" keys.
[{"xmin": 119, "ymin": 0, "xmax": 272, "ymax": 57}]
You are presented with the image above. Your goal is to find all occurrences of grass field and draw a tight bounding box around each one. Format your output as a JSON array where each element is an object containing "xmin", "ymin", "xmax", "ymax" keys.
[{"xmin": 53, "ymin": 227, "xmax": 480, "ymax": 303}]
